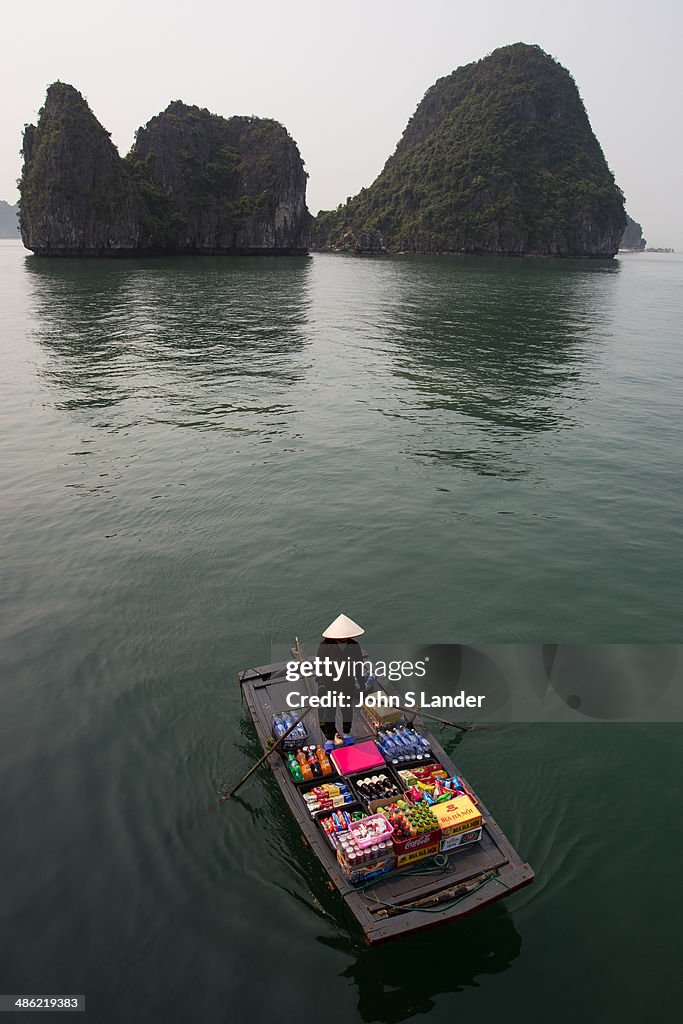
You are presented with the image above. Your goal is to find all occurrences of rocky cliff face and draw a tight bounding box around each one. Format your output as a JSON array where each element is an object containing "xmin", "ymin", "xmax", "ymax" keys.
[
  {"xmin": 128, "ymin": 102, "xmax": 310, "ymax": 253},
  {"xmin": 0, "ymin": 200, "xmax": 20, "ymax": 237},
  {"xmin": 314, "ymin": 43, "xmax": 626, "ymax": 258},
  {"xmin": 20, "ymin": 84, "xmax": 310, "ymax": 256},
  {"xmin": 620, "ymin": 213, "xmax": 646, "ymax": 250},
  {"xmin": 20, "ymin": 84, "xmax": 140, "ymax": 254}
]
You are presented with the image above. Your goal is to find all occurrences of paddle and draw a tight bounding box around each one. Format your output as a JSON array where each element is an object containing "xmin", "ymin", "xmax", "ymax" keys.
[
  {"xmin": 401, "ymin": 706, "xmax": 473, "ymax": 732},
  {"xmin": 221, "ymin": 706, "xmax": 313, "ymax": 802},
  {"xmin": 191, "ymin": 705, "xmax": 314, "ymax": 823},
  {"xmin": 194, "ymin": 637, "xmax": 313, "ymax": 821}
]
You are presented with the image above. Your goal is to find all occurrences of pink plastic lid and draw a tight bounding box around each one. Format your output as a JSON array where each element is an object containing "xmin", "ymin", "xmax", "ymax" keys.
[{"xmin": 330, "ymin": 740, "xmax": 386, "ymax": 775}]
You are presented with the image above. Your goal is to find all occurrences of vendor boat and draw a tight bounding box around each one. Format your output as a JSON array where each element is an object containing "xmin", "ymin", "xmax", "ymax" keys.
[{"xmin": 238, "ymin": 659, "xmax": 534, "ymax": 945}]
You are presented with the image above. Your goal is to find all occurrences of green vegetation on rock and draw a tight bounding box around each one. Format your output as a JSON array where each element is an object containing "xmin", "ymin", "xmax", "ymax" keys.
[
  {"xmin": 127, "ymin": 102, "xmax": 309, "ymax": 251},
  {"xmin": 19, "ymin": 84, "xmax": 310, "ymax": 256},
  {"xmin": 19, "ymin": 82, "xmax": 140, "ymax": 254},
  {"xmin": 314, "ymin": 43, "xmax": 626, "ymax": 257}
]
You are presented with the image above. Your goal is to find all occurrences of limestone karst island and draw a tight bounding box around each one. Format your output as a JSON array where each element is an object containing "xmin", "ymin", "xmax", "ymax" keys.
[
  {"xmin": 19, "ymin": 84, "xmax": 311, "ymax": 256},
  {"xmin": 19, "ymin": 43, "xmax": 626, "ymax": 258}
]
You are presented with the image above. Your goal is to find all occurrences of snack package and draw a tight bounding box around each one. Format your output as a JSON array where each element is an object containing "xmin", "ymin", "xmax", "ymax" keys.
[
  {"xmin": 432, "ymin": 778, "xmax": 454, "ymax": 803},
  {"xmin": 443, "ymin": 774, "xmax": 465, "ymax": 794}
]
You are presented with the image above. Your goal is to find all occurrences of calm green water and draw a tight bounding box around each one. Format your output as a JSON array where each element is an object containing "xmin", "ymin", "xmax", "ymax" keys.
[{"xmin": 1, "ymin": 240, "xmax": 682, "ymax": 1021}]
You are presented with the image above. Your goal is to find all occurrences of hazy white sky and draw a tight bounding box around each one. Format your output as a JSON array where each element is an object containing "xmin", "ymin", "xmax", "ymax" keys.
[{"xmin": 1, "ymin": 0, "xmax": 680, "ymax": 246}]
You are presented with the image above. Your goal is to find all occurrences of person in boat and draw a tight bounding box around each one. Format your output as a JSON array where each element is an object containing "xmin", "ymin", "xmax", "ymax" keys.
[{"xmin": 316, "ymin": 613, "xmax": 366, "ymax": 753}]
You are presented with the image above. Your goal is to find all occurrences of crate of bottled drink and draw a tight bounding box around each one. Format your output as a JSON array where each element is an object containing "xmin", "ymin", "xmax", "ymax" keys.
[
  {"xmin": 347, "ymin": 768, "xmax": 405, "ymax": 812},
  {"xmin": 271, "ymin": 712, "xmax": 309, "ymax": 751},
  {"xmin": 336, "ymin": 820, "xmax": 396, "ymax": 885},
  {"xmin": 374, "ymin": 725, "xmax": 436, "ymax": 768},
  {"xmin": 382, "ymin": 799, "xmax": 443, "ymax": 868},
  {"xmin": 283, "ymin": 743, "xmax": 334, "ymax": 784}
]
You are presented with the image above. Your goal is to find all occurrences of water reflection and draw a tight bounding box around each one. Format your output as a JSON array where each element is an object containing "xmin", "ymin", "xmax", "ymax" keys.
[
  {"xmin": 263, "ymin": 761, "xmax": 522, "ymax": 1024},
  {"xmin": 338, "ymin": 903, "xmax": 521, "ymax": 1022},
  {"xmin": 24, "ymin": 255, "xmax": 312, "ymax": 433},
  {"xmin": 384, "ymin": 256, "xmax": 620, "ymax": 477},
  {"xmin": 254, "ymin": 706, "xmax": 522, "ymax": 1024}
]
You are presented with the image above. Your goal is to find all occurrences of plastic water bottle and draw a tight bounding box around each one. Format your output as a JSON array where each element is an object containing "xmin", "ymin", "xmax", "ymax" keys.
[
  {"xmin": 377, "ymin": 729, "xmax": 395, "ymax": 758},
  {"xmin": 395, "ymin": 728, "xmax": 415, "ymax": 756},
  {"xmin": 420, "ymin": 734, "xmax": 431, "ymax": 755}
]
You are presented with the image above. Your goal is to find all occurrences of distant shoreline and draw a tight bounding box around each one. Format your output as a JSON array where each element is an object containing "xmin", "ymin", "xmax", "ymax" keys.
[{"xmin": 618, "ymin": 247, "xmax": 676, "ymax": 254}]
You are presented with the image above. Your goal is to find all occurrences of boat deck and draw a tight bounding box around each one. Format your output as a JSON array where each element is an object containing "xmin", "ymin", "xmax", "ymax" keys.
[{"xmin": 238, "ymin": 662, "xmax": 534, "ymax": 944}]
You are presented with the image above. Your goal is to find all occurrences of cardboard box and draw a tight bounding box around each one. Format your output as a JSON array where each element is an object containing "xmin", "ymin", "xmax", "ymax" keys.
[
  {"xmin": 393, "ymin": 827, "xmax": 443, "ymax": 868},
  {"xmin": 431, "ymin": 796, "xmax": 482, "ymax": 837},
  {"xmin": 439, "ymin": 826, "xmax": 483, "ymax": 852},
  {"xmin": 398, "ymin": 767, "xmax": 448, "ymax": 793},
  {"xmin": 336, "ymin": 847, "xmax": 395, "ymax": 886},
  {"xmin": 396, "ymin": 839, "xmax": 441, "ymax": 868},
  {"xmin": 361, "ymin": 703, "xmax": 402, "ymax": 730}
]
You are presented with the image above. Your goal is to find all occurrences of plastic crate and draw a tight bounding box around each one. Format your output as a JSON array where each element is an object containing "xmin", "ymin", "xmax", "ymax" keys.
[{"xmin": 271, "ymin": 712, "xmax": 309, "ymax": 751}]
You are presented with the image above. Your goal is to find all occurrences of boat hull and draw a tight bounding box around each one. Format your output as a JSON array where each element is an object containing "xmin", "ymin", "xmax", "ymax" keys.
[{"xmin": 238, "ymin": 661, "xmax": 534, "ymax": 944}]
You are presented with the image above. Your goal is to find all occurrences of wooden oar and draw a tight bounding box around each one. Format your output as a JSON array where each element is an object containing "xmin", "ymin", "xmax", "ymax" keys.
[
  {"xmin": 191, "ymin": 706, "xmax": 313, "ymax": 823},
  {"xmin": 402, "ymin": 706, "xmax": 473, "ymax": 732},
  {"xmin": 405, "ymin": 706, "xmax": 505, "ymax": 733},
  {"xmin": 224, "ymin": 707, "xmax": 313, "ymax": 800},
  {"xmin": 195, "ymin": 639, "xmax": 313, "ymax": 823}
]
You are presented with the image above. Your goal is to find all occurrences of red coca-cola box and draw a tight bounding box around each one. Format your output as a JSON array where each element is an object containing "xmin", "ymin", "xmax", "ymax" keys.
[{"xmin": 393, "ymin": 826, "xmax": 443, "ymax": 868}]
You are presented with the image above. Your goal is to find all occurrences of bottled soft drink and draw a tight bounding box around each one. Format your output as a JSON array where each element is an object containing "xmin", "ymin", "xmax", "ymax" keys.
[
  {"xmin": 305, "ymin": 746, "xmax": 322, "ymax": 777},
  {"xmin": 296, "ymin": 749, "xmax": 313, "ymax": 780},
  {"xmin": 393, "ymin": 727, "xmax": 410, "ymax": 750},
  {"xmin": 287, "ymin": 752, "xmax": 303, "ymax": 782},
  {"xmin": 409, "ymin": 730, "xmax": 423, "ymax": 758},
  {"xmin": 316, "ymin": 746, "xmax": 332, "ymax": 775}
]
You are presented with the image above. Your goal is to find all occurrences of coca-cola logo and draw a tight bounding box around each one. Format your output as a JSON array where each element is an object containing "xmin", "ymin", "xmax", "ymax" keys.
[{"xmin": 403, "ymin": 831, "xmax": 437, "ymax": 852}]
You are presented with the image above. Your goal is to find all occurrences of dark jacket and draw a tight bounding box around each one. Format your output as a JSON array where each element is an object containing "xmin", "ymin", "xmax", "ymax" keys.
[{"xmin": 316, "ymin": 638, "xmax": 364, "ymax": 693}]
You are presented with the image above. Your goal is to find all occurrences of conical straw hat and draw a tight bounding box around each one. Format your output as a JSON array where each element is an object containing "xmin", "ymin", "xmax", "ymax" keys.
[{"xmin": 322, "ymin": 613, "xmax": 365, "ymax": 639}]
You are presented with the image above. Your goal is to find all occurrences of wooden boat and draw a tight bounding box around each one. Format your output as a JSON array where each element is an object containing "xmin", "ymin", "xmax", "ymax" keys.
[{"xmin": 238, "ymin": 660, "xmax": 534, "ymax": 945}]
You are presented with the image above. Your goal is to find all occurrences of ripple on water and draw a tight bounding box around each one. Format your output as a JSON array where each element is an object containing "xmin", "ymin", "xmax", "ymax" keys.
[{"xmin": 2, "ymin": 246, "xmax": 683, "ymax": 1018}]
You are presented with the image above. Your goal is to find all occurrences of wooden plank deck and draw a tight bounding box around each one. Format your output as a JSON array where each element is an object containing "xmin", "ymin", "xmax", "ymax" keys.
[{"xmin": 238, "ymin": 662, "xmax": 534, "ymax": 944}]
